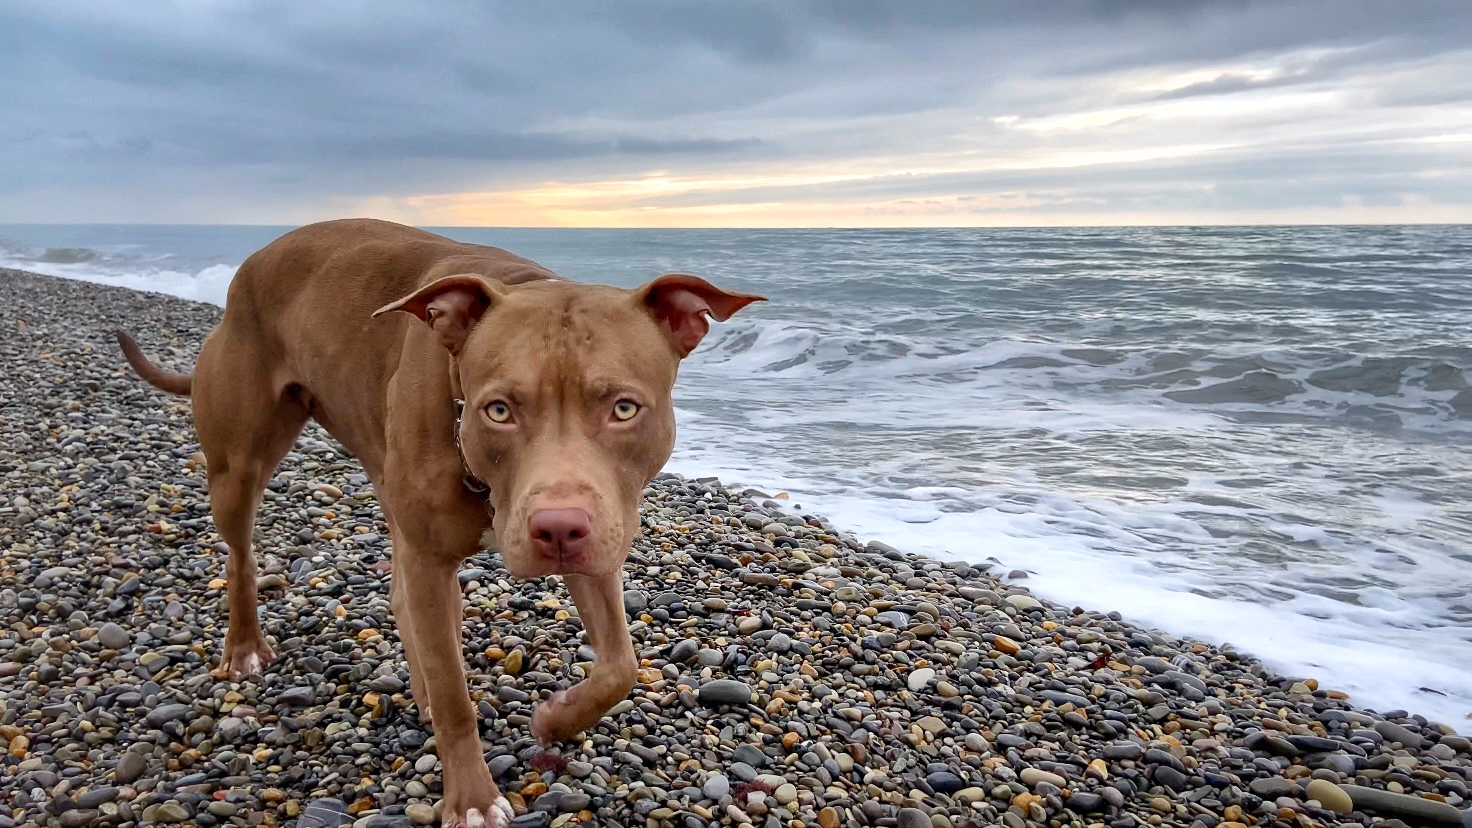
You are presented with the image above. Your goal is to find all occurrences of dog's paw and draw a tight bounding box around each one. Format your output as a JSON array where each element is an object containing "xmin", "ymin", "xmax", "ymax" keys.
[
  {"xmin": 441, "ymin": 759, "xmax": 508, "ymax": 827},
  {"xmin": 446, "ymin": 796, "xmax": 513, "ymax": 828},
  {"xmin": 233, "ymin": 651, "xmax": 266, "ymax": 676},
  {"xmin": 531, "ymin": 689, "xmax": 584, "ymax": 747},
  {"xmin": 214, "ymin": 638, "xmax": 275, "ymax": 679}
]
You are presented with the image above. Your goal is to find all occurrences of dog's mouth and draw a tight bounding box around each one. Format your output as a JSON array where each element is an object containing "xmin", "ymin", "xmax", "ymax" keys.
[
  {"xmin": 492, "ymin": 514, "xmax": 619, "ymax": 578},
  {"xmin": 543, "ymin": 548, "xmax": 592, "ymax": 575},
  {"xmin": 498, "ymin": 543, "xmax": 603, "ymax": 578},
  {"xmin": 531, "ymin": 538, "xmax": 593, "ymax": 573}
]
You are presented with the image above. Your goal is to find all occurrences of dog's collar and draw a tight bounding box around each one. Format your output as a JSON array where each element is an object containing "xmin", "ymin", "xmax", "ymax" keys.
[{"xmin": 453, "ymin": 398, "xmax": 494, "ymax": 508}]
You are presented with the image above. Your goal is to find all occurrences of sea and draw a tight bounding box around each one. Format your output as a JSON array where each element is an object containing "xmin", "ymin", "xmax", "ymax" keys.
[{"xmin": 4, "ymin": 222, "xmax": 1469, "ymax": 732}]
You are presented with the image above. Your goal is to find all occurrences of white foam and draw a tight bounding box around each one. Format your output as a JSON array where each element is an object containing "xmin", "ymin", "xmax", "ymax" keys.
[
  {"xmin": 0, "ymin": 250, "xmax": 237, "ymax": 308},
  {"xmin": 1369, "ymin": 488, "xmax": 1438, "ymax": 532},
  {"xmin": 665, "ymin": 432, "xmax": 1472, "ymax": 733}
]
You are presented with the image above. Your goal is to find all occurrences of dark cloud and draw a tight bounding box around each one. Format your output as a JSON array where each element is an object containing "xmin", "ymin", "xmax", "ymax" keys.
[{"xmin": 0, "ymin": 0, "xmax": 1469, "ymax": 223}]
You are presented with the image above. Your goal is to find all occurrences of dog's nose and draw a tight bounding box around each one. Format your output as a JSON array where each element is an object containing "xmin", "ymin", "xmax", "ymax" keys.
[{"xmin": 528, "ymin": 508, "xmax": 593, "ymax": 556}]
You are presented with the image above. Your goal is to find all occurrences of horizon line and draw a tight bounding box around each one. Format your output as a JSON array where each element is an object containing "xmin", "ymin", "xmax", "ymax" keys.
[{"xmin": 2, "ymin": 220, "xmax": 1470, "ymax": 231}]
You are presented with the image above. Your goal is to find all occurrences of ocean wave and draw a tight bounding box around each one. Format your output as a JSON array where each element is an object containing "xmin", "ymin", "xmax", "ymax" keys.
[
  {"xmin": 693, "ymin": 319, "xmax": 1472, "ymax": 433},
  {"xmin": 0, "ymin": 241, "xmax": 237, "ymax": 307},
  {"xmin": 38, "ymin": 246, "xmax": 100, "ymax": 264}
]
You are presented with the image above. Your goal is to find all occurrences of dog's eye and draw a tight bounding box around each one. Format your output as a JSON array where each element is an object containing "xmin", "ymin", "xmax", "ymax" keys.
[
  {"xmin": 485, "ymin": 401, "xmax": 513, "ymax": 424},
  {"xmin": 612, "ymin": 399, "xmax": 640, "ymax": 421}
]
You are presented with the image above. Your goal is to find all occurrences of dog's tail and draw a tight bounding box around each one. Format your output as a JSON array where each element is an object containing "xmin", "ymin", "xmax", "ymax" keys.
[{"xmin": 116, "ymin": 331, "xmax": 193, "ymax": 396}]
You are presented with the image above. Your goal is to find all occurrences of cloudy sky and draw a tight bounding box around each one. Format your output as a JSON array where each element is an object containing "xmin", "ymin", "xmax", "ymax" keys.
[{"xmin": 3, "ymin": 1, "xmax": 1470, "ymax": 227}]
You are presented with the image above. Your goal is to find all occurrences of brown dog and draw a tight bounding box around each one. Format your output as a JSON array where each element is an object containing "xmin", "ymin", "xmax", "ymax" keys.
[{"xmin": 116, "ymin": 218, "xmax": 763, "ymax": 828}]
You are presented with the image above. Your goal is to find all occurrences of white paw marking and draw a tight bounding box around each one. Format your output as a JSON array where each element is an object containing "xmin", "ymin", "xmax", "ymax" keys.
[
  {"xmin": 451, "ymin": 796, "xmax": 513, "ymax": 827},
  {"xmin": 240, "ymin": 653, "xmax": 262, "ymax": 674},
  {"xmin": 492, "ymin": 797, "xmax": 514, "ymax": 826}
]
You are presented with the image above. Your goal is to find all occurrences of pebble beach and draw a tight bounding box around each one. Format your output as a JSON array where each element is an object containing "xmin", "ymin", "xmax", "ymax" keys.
[{"xmin": 2, "ymin": 267, "xmax": 1470, "ymax": 828}]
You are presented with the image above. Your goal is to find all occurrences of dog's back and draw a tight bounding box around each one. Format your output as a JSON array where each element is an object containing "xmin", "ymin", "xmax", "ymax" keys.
[{"xmin": 222, "ymin": 219, "xmax": 552, "ymax": 356}]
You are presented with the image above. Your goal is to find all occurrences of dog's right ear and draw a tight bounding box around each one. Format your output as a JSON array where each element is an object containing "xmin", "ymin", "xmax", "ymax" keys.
[{"xmin": 372, "ymin": 274, "xmax": 505, "ymax": 356}]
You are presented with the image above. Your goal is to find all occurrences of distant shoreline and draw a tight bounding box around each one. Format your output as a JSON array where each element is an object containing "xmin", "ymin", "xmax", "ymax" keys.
[{"xmin": 6, "ymin": 220, "xmax": 1472, "ymax": 231}]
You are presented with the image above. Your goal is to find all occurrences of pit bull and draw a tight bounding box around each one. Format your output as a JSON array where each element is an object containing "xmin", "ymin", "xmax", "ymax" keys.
[{"xmin": 116, "ymin": 218, "xmax": 764, "ymax": 827}]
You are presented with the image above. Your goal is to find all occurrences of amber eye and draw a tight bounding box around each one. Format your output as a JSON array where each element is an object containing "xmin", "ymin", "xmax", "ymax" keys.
[
  {"xmin": 486, "ymin": 401, "xmax": 513, "ymax": 424},
  {"xmin": 613, "ymin": 399, "xmax": 640, "ymax": 421}
]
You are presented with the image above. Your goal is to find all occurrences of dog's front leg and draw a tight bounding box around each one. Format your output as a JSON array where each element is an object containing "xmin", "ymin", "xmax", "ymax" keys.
[
  {"xmin": 531, "ymin": 571, "xmax": 639, "ymax": 745},
  {"xmin": 397, "ymin": 547, "xmax": 513, "ymax": 828}
]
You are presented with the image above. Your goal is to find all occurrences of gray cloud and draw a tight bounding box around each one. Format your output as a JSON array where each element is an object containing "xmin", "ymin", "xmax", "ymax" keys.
[
  {"xmin": 1, "ymin": 0, "xmax": 1469, "ymax": 223},
  {"xmin": 1151, "ymin": 72, "xmax": 1305, "ymax": 101}
]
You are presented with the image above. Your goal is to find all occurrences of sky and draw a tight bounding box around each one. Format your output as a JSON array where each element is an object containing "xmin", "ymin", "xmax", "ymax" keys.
[{"xmin": 2, "ymin": 1, "xmax": 1471, "ymax": 227}]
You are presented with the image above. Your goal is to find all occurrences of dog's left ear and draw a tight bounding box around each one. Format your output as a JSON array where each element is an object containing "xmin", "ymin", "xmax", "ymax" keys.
[
  {"xmin": 636, "ymin": 273, "xmax": 765, "ymax": 356},
  {"xmin": 373, "ymin": 274, "xmax": 506, "ymax": 356}
]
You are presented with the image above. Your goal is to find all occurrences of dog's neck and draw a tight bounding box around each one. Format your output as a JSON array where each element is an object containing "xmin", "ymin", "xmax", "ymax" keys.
[
  {"xmin": 448, "ymin": 355, "xmax": 466, "ymax": 400},
  {"xmin": 449, "ymin": 357, "xmax": 494, "ymax": 509}
]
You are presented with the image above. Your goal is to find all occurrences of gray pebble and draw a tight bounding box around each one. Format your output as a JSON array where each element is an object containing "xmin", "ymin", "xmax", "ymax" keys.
[
  {"xmin": 624, "ymin": 590, "xmax": 649, "ymax": 614},
  {"xmin": 144, "ymin": 703, "xmax": 190, "ymax": 727},
  {"xmin": 703, "ymin": 773, "xmax": 730, "ymax": 801},
  {"xmin": 115, "ymin": 752, "xmax": 147, "ymax": 784},
  {"xmin": 699, "ymin": 679, "xmax": 752, "ymax": 707},
  {"xmin": 489, "ymin": 754, "xmax": 517, "ymax": 777},
  {"xmin": 368, "ymin": 674, "xmax": 406, "ymax": 694},
  {"xmin": 75, "ymin": 787, "xmax": 120, "ymax": 809},
  {"xmin": 1343, "ymin": 784, "xmax": 1461, "ymax": 823},
  {"xmin": 669, "ymin": 638, "xmax": 699, "ymax": 663},
  {"xmin": 97, "ymin": 622, "xmax": 130, "ymax": 650},
  {"xmin": 897, "ymin": 808, "xmax": 931, "ymax": 828},
  {"xmin": 1373, "ymin": 720, "xmax": 1425, "ymax": 749}
]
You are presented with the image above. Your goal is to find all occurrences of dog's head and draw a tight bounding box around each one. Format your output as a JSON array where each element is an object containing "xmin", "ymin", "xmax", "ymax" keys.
[{"xmin": 374, "ymin": 273, "xmax": 763, "ymax": 578}]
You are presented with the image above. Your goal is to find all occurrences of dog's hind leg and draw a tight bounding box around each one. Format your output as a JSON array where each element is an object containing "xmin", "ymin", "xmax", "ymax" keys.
[{"xmin": 192, "ymin": 331, "xmax": 309, "ymax": 678}]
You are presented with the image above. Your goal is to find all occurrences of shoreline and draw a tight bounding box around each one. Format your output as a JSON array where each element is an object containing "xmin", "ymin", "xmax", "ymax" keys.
[{"xmin": 1, "ymin": 267, "xmax": 1469, "ymax": 828}]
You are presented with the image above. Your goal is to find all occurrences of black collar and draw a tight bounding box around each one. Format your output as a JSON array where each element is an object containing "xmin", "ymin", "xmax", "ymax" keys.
[{"xmin": 453, "ymin": 398, "xmax": 494, "ymax": 507}]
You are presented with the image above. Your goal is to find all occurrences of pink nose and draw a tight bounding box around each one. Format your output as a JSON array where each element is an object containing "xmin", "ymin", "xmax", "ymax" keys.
[{"xmin": 528, "ymin": 508, "xmax": 593, "ymax": 556}]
